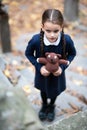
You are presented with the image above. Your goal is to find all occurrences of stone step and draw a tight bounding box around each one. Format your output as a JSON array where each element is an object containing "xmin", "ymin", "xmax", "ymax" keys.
[
  {"xmin": 66, "ymin": 71, "xmax": 87, "ymax": 98},
  {"xmin": 0, "ymin": 51, "xmax": 87, "ymax": 127},
  {"xmin": 41, "ymin": 91, "xmax": 87, "ymax": 126},
  {"xmin": 0, "ymin": 56, "xmax": 6, "ymax": 71},
  {"xmin": 19, "ymin": 68, "xmax": 34, "ymax": 86},
  {"xmin": 70, "ymin": 56, "xmax": 87, "ymax": 70},
  {"xmin": 56, "ymin": 92, "xmax": 87, "ymax": 110},
  {"xmin": 66, "ymin": 71, "xmax": 87, "ymax": 85},
  {"xmin": 0, "ymin": 69, "xmax": 13, "ymax": 88},
  {"xmin": 0, "ymin": 54, "xmax": 32, "ymax": 92}
]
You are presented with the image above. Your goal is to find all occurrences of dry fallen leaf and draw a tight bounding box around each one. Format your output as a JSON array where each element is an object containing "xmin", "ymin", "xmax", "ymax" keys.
[
  {"xmin": 3, "ymin": 64, "xmax": 20, "ymax": 85},
  {"xmin": 69, "ymin": 66, "xmax": 87, "ymax": 76},
  {"xmin": 22, "ymin": 85, "xmax": 31, "ymax": 95},
  {"xmin": 73, "ymin": 79, "xmax": 83, "ymax": 86},
  {"xmin": 3, "ymin": 69, "xmax": 10, "ymax": 77}
]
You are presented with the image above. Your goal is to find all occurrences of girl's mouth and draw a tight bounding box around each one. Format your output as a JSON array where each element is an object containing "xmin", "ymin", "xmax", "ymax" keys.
[{"xmin": 49, "ymin": 38, "xmax": 57, "ymax": 42}]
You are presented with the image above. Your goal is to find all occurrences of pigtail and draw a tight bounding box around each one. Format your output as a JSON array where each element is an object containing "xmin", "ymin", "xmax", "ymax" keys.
[
  {"xmin": 40, "ymin": 28, "xmax": 45, "ymax": 56},
  {"xmin": 61, "ymin": 28, "xmax": 66, "ymax": 59}
]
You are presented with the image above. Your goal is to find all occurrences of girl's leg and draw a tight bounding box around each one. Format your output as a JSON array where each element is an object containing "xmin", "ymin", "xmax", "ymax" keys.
[
  {"xmin": 50, "ymin": 97, "xmax": 57, "ymax": 105},
  {"xmin": 47, "ymin": 96, "xmax": 57, "ymax": 121},
  {"xmin": 40, "ymin": 91, "xmax": 47, "ymax": 105},
  {"xmin": 39, "ymin": 91, "xmax": 48, "ymax": 121}
]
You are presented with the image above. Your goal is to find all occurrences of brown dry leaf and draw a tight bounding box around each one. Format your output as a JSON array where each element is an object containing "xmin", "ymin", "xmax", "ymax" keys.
[
  {"xmin": 66, "ymin": 89, "xmax": 87, "ymax": 105},
  {"xmin": 61, "ymin": 108, "xmax": 73, "ymax": 113},
  {"xmin": 78, "ymin": 95, "xmax": 87, "ymax": 104},
  {"xmin": 10, "ymin": 1, "xmax": 19, "ymax": 6},
  {"xmin": 77, "ymin": 67, "xmax": 87, "ymax": 75},
  {"xmin": 32, "ymin": 99, "xmax": 41, "ymax": 105},
  {"xmin": 68, "ymin": 102, "xmax": 81, "ymax": 110},
  {"xmin": 3, "ymin": 69, "xmax": 10, "ymax": 77},
  {"xmin": 80, "ymin": 0, "xmax": 87, "ymax": 5},
  {"xmin": 3, "ymin": 64, "xmax": 20, "ymax": 85},
  {"xmin": 69, "ymin": 66, "xmax": 87, "ymax": 76},
  {"xmin": 56, "ymin": 111, "xmax": 64, "ymax": 116},
  {"xmin": 16, "ymin": 65, "xmax": 26, "ymax": 70},
  {"xmin": 11, "ymin": 59, "xmax": 26, "ymax": 71},
  {"xmin": 3, "ymin": 64, "xmax": 12, "ymax": 78},
  {"xmin": 22, "ymin": 85, "xmax": 31, "ymax": 95},
  {"xmin": 61, "ymin": 107, "xmax": 80, "ymax": 115},
  {"xmin": 84, "ymin": 44, "xmax": 87, "ymax": 49},
  {"xmin": 12, "ymin": 63, "xmax": 26, "ymax": 70},
  {"xmin": 73, "ymin": 79, "xmax": 83, "ymax": 86},
  {"xmin": 10, "ymin": 76, "xmax": 20, "ymax": 85}
]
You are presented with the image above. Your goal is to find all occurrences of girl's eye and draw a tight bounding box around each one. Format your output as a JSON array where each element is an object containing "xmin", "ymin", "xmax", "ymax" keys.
[
  {"xmin": 54, "ymin": 30, "xmax": 59, "ymax": 33},
  {"xmin": 46, "ymin": 30, "xmax": 51, "ymax": 33},
  {"xmin": 45, "ymin": 30, "xmax": 59, "ymax": 33}
]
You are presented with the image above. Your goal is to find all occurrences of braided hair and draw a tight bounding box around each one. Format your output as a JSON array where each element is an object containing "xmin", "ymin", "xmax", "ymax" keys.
[
  {"xmin": 40, "ymin": 9, "xmax": 66, "ymax": 59},
  {"xmin": 40, "ymin": 28, "xmax": 44, "ymax": 56},
  {"xmin": 61, "ymin": 28, "xmax": 66, "ymax": 59}
]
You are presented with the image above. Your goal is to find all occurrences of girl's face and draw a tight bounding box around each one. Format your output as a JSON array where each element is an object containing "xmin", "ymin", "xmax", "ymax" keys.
[{"xmin": 42, "ymin": 21, "xmax": 62, "ymax": 43}]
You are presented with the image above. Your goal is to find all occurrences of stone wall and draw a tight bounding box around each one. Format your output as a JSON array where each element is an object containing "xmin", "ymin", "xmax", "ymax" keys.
[
  {"xmin": 47, "ymin": 110, "xmax": 87, "ymax": 130},
  {"xmin": 0, "ymin": 85, "xmax": 45, "ymax": 130}
]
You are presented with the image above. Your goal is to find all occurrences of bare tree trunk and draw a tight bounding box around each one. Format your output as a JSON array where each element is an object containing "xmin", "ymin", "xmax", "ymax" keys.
[
  {"xmin": 0, "ymin": 2, "xmax": 11, "ymax": 53},
  {"xmin": 64, "ymin": 0, "xmax": 79, "ymax": 21}
]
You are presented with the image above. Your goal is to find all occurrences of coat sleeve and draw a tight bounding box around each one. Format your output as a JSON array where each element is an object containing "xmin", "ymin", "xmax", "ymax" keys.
[
  {"xmin": 25, "ymin": 36, "xmax": 42, "ymax": 72},
  {"xmin": 60, "ymin": 35, "xmax": 76, "ymax": 71}
]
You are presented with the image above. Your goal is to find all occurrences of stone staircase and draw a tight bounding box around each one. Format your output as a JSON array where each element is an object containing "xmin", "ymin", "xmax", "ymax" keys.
[
  {"xmin": 0, "ymin": 50, "xmax": 87, "ymax": 127},
  {"xmin": 0, "ymin": 33, "xmax": 87, "ymax": 128}
]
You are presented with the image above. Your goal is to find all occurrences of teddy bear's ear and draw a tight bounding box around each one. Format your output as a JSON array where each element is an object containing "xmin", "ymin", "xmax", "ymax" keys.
[{"xmin": 57, "ymin": 54, "xmax": 61, "ymax": 58}]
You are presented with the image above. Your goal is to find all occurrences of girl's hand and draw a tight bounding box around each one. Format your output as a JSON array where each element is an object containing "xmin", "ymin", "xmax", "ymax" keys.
[
  {"xmin": 40, "ymin": 66, "xmax": 50, "ymax": 76},
  {"xmin": 53, "ymin": 66, "xmax": 62, "ymax": 76}
]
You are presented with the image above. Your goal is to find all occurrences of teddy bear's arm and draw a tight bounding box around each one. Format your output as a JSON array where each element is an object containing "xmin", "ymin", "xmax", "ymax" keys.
[
  {"xmin": 59, "ymin": 59, "xmax": 68, "ymax": 65},
  {"xmin": 37, "ymin": 57, "xmax": 47, "ymax": 64}
]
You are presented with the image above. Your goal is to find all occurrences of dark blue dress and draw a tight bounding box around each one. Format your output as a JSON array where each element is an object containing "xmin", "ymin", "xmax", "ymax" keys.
[{"xmin": 25, "ymin": 33, "xmax": 76, "ymax": 98}]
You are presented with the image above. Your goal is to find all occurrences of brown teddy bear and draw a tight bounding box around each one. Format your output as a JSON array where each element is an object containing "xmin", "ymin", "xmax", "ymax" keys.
[{"xmin": 37, "ymin": 52, "xmax": 68, "ymax": 73}]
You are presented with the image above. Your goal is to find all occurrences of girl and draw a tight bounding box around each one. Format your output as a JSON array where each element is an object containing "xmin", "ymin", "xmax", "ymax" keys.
[{"xmin": 25, "ymin": 9, "xmax": 76, "ymax": 121}]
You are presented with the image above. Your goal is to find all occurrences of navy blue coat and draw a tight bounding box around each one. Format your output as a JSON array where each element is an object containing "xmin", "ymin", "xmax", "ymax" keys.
[{"xmin": 25, "ymin": 33, "xmax": 76, "ymax": 98}]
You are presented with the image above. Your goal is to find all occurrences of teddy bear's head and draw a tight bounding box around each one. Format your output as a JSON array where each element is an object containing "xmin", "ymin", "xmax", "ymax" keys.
[{"xmin": 45, "ymin": 52, "xmax": 61, "ymax": 64}]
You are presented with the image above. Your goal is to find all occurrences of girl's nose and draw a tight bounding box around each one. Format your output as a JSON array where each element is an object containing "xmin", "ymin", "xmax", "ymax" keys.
[{"xmin": 51, "ymin": 32, "xmax": 54, "ymax": 37}]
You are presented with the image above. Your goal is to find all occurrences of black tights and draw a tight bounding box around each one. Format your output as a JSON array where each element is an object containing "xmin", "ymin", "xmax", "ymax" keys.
[{"xmin": 40, "ymin": 91, "xmax": 57, "ymax": 105}]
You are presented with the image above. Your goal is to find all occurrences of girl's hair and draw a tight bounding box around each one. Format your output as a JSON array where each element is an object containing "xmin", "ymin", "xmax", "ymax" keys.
[{"xmin": 40, "ymin": 9, "xmax": 66, "ymax": 59}]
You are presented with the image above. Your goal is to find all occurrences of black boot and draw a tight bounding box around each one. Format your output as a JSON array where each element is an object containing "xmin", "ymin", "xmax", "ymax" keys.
[
  {"xmin": 39, "ymin": 104, "xmax": 48, "ymax": 121},
  {"xmin": 47, "ymin": 104, "xmax": 55, "ymax": 121}
]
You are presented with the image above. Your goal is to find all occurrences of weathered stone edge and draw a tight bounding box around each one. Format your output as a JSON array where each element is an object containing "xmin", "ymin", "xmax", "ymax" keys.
[{"xmin": 47, "ymin": 110, "xmax": 87, "ymax": 130}]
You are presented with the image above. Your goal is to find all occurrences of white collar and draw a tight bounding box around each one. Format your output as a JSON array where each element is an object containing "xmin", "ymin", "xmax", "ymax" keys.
[{"xmin": 44, "ymin": 32, "xmax": 61, "ymax": 46}]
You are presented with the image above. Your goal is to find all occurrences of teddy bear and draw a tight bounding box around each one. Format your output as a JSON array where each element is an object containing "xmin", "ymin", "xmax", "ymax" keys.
[{"xmin": 37, "ymin": 52, "xmax": 68, "ymax": 73}]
